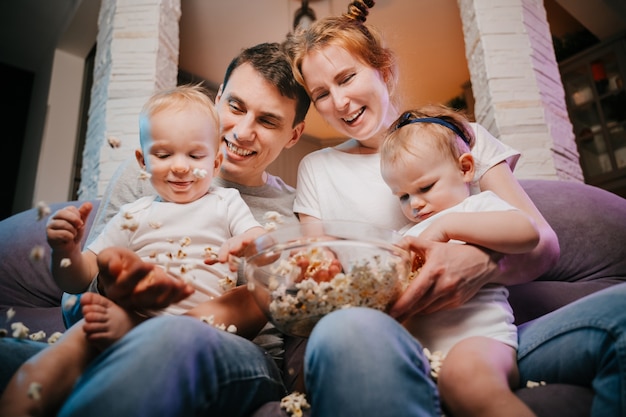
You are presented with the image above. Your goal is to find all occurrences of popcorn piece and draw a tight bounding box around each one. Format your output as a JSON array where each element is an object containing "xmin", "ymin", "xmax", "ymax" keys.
[
  {"xmin": 29, "ymin": 330, "xmax": 47, "ymax": 342},
  {"xmin": 63, "ymin": 294, "xmax": 78, "ymax": 311},
  {"xmin": 264, "ymin": 221, "xmax": 277, "ymax": 231},
  {"xmin": 47, "ymin": 332, "xmax": 64, "ymax": 344},
  {"xmin": 280, "ymin": 392, "xmax": 310, "ymax": 417},
  {"xmin": 204, "ymin": 247, "xmax": 219, "ymax": 262},
  {"xmin": 107, "ymin": 136, "xmax": 121, "ymax": 148},
  {"xmin": 60, "ymin": 258, "xmax": 72, "ymax": 268},
  {"xmin": 264, "ymin": 211, "xmax": 284, "ymax": 224},
  {"xmin": 11, "ymin": 322, "xmax": 29, "ymax": 339},
  {"xmin": 423, "ymin": 348, "xmax": 445, "ymax": 380},
  {"xmin": 36, "ymin": 201, "xmax": 51, "ymax": 221},
  {"xmin": 526, "ymin": 380, "xmax": 547, "ymax": 388},
  {"xmin": 138, "ymin": 169, "xmax": 152, "ymax": 180},
  {"xmin": 6, "ymin": 307, "xmax": 15, "ymax": 322},
  {"xmin": 121, "ymin": 219, "xmax": 139, "ymax": 232},
  {"xmin": 29, "ymin": 246, "xmax": 45, "ymax": 262},
  {"xmin": 28, "ymin": 382, "xmax": 42, "ymax": 401},
  {"xmin": 192, "ymin": 168, "xmax": 207, "ymax": 178},
  {"xmin": 219, "ymin": 276, "xmax": 236, "ymax": 291},
  {"xmin": 148, "ymin": 221, "xmax": 162, "ymax": 229},
  {"xmin": 226, "ymin": 324, "xmax": 237, "ymax": 333},
  {"xmin": 179, "ymin": 236, "xmax": 192, "ymax": 247}
]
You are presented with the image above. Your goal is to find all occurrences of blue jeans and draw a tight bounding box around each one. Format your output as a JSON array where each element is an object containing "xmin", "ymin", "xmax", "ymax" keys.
[
  {"xmin": 517, "ymin": 282, "xmax": 626, "ymax": 417},
  {"xmin": 54, "ymin": 315, "xmax": 286, "ymax": 417},
  {"xmin": 304, "ymin": 307, "xmax": 441, "ymax": 417}
]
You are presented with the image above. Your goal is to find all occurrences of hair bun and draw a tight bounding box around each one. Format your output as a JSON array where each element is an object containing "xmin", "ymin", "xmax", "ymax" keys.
[{"xmin": 346, "ymin": 0, "xmax": 375, "ymax": 23}]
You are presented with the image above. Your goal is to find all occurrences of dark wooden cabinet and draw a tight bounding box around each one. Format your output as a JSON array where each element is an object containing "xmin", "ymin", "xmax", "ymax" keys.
[{"xmin": 560, "ymin": 33, "xmax": 626, "ymax": 198}]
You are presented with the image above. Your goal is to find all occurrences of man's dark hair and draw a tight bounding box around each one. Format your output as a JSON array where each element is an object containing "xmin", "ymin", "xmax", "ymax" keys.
[{"xmin": 222, "ymin": 42, "xmax": 310, "ymax": 126}]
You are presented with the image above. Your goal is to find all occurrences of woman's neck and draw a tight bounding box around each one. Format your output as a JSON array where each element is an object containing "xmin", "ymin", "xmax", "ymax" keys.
[{"xmin": 335, "ymin": 137, "xmax": 382, "ymax": 154}]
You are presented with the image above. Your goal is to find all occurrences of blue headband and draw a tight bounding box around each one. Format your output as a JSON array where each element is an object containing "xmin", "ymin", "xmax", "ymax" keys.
[{"xmin": 392, "ymin": 112, "xmax": 471, "ymax": 146}]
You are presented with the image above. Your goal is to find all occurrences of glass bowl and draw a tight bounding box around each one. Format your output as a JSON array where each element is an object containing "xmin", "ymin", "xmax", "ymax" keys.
[{"xmin": 243, "ymin": 221, "xmax": 412, "ymax": 337}]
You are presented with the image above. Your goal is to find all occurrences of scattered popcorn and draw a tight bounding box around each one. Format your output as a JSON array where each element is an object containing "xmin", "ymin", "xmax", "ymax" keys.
[
  {"xmin": 201, "ymin": 315, "xmax": 215, "ymax": 325},
  {"xmin": 6, "ymin": 307, "xmax": 15, "ymax": 322},
  {"xmin": 122, "ymin": 211, "xmax": 134, "ymax": 220},
  {"xmin": 264, "ymin": 211, "xmax": 284, "ymax": 224},
  {"xmin": 205, "ymin": 247, "xmax": 219, "ymax": 262},
  {"xmin": 423, "ymin": 348, "xmax": 446, "ymax": 380},
  {"xmin": 60, "ymin": 258, "xmax": 72, "ymax": 268},
  {"xmin": 29, "ymin": 246, "xmax": 45, "ymax": 262},
  {"xmin": 121, "ymin": 220, "xmax": 139, "ymax": 232},
  {"xmin": 36, "ymin": 201, "xmax": 51, "ymax": 221},
  {"xmin": 107, "ymin": 136, "xmax": 122, "ymax": 148},
  {"xmin": 148, "ymin": 221, "xmax": 162, "ymax": 229},
  {"xmin": 264, "ymin": 221, "xmax": 277, "ymax": 231},
  {"xmin": 200, "ymin": 315, "xmax": 237, "ymax": 334},
  {"xmin": 28, "ymin": 382, "xmax": 42, "ymax": 400},
  {"xmin": 526, "ymin": 380, "xmax": 547, "ymax": 388},
  {"xmin": 219, "ymin": 276, "xmax": 236, "ymax": 291},
  {"xmin": 263, "ymin": 211, "xmax": 284, "ymax": 231},
  {"xmin": 11, "ymin": 322, "xmax": 29, "ymax": 339},
  {"xmin": 29, "ymin": 330, "xmax": 47, "ymax": 342},
  {"xmin": 63, "ymin": 294, "xmax": 78, "ymax": 311},
  {"xmin": 280, "ymin": 392, "xmax": 310, "ymax": 417},
  {"xmin": 47, "ymin": 332, "xmax": 64, "ymax": 344},
  {"xmin": 179, "ymin": 236, "xmax": 192, "ymax": 247},
  {"xmin": 192, "ymin": 168, "xmax": 208, "ymax": 178},
  {"xmin": 138, "ymin": 169, "xmax": 152, "ymax": 180}
]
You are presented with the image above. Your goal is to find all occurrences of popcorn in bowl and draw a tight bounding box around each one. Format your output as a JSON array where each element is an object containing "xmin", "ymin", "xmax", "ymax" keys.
[{"xmin": 243, "ymin": 221, "xmax": 412, "ymax": 337}]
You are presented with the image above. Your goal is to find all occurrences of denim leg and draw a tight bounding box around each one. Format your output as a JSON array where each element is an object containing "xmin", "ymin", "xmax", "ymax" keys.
[
  {"xmin": 58, "ymin": 315, "xmax": 286, "ymax": 417},
  {"xmin": 305, "ymin": 307, "xmax": 440, "ymax": 417},
  {"xmin": 518, "ymin": 283, "xmax": 626, "ymax": 417},
  {"xmin": 61, "ymin": 292, "xmax": 83, "ymax": 328},
  {"xmin": 0, "ymin": 338, "xmax": 47, "ymax": 394}
]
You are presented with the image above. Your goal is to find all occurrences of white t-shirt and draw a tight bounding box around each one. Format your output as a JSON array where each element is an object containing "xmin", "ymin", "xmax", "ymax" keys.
[
  {"xmin": 293, "ymin": 123, "xmax": 520, "ymax": 231},
  {"xmin": 88, "ymin": 188, "xmax": 261, "ymax": 315},
  {"xmin": 402, "ymin": 191, "xmax": 519, "ymax": 354}
]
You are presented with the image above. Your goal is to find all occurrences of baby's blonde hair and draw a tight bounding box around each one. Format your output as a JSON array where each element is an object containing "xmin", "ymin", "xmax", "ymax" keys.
[{"xmin": 139, "ymin": 84, "xmax": 219, "ymax": 150}]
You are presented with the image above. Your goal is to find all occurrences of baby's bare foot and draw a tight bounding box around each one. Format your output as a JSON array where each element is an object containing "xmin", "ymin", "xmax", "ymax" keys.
[{"xmin": 81, "ymin": 292, "xmax": 145, "ymax": 351}]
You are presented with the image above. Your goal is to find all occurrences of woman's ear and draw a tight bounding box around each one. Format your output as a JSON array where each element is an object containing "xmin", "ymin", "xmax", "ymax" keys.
[
  {"xmin": 135, "ymin": 149, "xmax": 146, "ymax": 169},
  {"xmin": 459, "ymin": 152, "xmax": 475, "ymax": 182}
]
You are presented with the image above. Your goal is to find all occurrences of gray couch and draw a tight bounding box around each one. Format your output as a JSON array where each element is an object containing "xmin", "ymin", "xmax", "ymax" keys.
[{"xmin": 1, "ymin": 179, "xmax": 625, "ymax": 416}]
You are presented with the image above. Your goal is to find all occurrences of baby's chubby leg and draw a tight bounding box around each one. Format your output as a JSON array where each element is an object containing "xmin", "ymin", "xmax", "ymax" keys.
[
  {"xmin": 437, "ymin": 336, "xmax": 535, "ymax": 417},
  {"xmin": 81, "ymin": 292, "xmax": 146, "ymax": 351},
  {"xmin": 0, "ymin": 321, "xmax": 97, "ymax": 417}
]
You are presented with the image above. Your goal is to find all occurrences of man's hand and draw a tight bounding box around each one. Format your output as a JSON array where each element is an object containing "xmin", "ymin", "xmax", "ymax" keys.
[
  {"xmin": 97, "ymin": 247, "xmax": 194, "ymax": 310},
  {"xmin": 389, "ymin": 236, "xmax": 500, "ymax": 322}
]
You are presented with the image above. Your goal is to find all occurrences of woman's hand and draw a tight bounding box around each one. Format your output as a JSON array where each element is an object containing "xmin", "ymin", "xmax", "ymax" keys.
[{"xmin": 389, "ymin": 236, "xmax": 500, "ymax": 322}]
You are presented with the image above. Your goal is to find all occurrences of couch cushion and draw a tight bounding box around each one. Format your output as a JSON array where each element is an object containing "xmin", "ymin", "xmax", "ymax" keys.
[
  {"xmin": 520, "ymin": 179, "xmax": 626, "ymax": 283},
  {"xmin": 0, "ymin": 201, "xmax": 99, "ymax": 335}
]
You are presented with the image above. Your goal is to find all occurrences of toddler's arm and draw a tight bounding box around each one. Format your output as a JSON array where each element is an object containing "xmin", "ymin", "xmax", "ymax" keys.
[
  {"xmin": 46, "ymin": 202, "xmax": 99, "ymax": 293},
  {"xmin": 419, "ymin": 210, "xmax": 539, "ymax": 254}
]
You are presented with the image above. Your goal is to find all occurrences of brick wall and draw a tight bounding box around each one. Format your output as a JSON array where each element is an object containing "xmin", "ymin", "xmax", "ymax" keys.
[
  {"xmin": 458, "ymin": 0, "xmax": 583, "ymax": 181},
  {"xmin": 78, "ymin": 0, "xmax": 181, "ymax": 200}
]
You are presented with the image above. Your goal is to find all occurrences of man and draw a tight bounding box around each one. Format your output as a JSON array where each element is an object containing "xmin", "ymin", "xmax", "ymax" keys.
[{"xmin": 0, "ymin": 42, "xmax": 310, "ymax": 417}]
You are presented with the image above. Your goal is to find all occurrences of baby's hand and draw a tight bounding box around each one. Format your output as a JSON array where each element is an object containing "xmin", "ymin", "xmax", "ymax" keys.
[
  {"xmin": 206, "ymin": 227, "xmax": 266, "ymax": 272},
  {"xmin": 46, "ymin": 202, "xmax": 93, "ymax": 251}
]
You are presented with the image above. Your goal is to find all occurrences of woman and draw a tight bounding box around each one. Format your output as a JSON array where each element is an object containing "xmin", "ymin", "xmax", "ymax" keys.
[{"xmin": 283, "ymin": 1, "xmax": 624, "ymax": 416}]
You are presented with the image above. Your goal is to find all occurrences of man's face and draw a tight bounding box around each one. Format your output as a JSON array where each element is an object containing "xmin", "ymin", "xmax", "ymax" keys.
[{"xmin": 215, "ymin": 63, "xmax": 304, "ymax": 186}]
